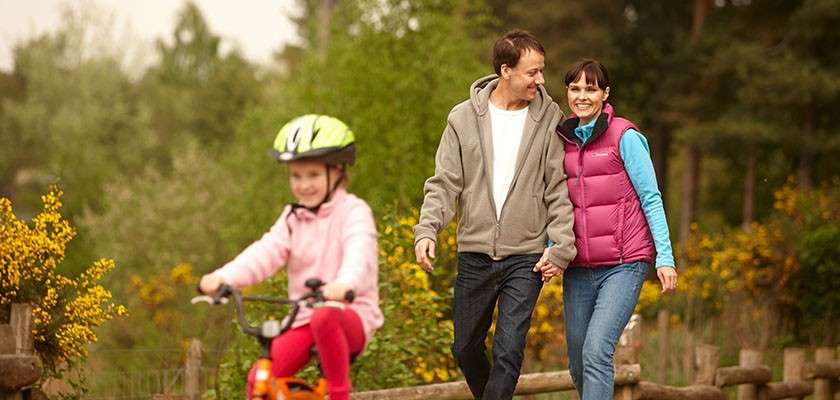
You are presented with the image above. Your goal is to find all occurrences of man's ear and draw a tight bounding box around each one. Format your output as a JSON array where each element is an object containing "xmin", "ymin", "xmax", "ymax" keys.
[{"xmin": 500, "ymin": 64, "xmax": 511, "ymax": 79}]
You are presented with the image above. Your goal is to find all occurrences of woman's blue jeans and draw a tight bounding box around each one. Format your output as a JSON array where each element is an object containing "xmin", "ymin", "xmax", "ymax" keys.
[{"xmin": 563, "ymin": 262, "xmax": 647, "ymax": 400}]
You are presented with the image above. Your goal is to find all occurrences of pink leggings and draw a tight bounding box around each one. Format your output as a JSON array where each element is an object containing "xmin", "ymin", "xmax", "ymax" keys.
[{"xmin": 246, "ymin": 307, "xmax": 365, "ymax": 400}]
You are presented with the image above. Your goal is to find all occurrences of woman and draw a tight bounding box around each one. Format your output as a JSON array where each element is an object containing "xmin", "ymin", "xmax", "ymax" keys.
[{"xmin": 555, "ymin": 58, "xmax": 677, "ymax": 399}]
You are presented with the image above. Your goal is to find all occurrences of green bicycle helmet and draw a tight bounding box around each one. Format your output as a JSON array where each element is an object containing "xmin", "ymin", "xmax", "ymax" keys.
[{"xmin": 272, "ymin": 114, "xmax": 356, "ymax": 165}]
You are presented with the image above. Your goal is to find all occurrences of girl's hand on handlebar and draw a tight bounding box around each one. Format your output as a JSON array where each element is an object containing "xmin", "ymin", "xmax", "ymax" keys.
[
  {"xmin": 199, "ymin": 274, "xmax": 223, "ymax": 295},
  {"xmin": 322, "ymin": 281, "xmax": 351, "ymax": 302}
]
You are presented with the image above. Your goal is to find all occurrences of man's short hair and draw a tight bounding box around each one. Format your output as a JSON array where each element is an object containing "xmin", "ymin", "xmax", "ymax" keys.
[{"xmin": 492, "ymin": 30, "xmax": 545, "ymax": 75}]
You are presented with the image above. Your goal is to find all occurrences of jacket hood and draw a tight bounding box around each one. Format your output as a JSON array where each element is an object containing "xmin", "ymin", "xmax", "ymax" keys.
[{"xmin": 469, "ymin": 74, "xmax": 553, "ymax": 122}]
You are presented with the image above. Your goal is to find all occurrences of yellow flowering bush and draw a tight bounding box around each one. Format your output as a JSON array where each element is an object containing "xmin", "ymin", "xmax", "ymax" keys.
[
  {"xmin": 0, "ymin": 187, "xmax": 127, "ymax": 374},
  {"xmin": 642, "ymin": 217, "xmax": 791, "ymax": 329},
  {"xmin": 638, "ymin": 179, "xmax": 840, "ymax": 342},
  {"xmin": 352, "ymin": 208, "xmax": 460, "ymax": 387},
  {"xmin": 129, "ymin": 262, "xmax": 197, "ymax": 334},
  {"xmin": 524, "ymin": 283, "xmax": 567, "ymax": 366}
]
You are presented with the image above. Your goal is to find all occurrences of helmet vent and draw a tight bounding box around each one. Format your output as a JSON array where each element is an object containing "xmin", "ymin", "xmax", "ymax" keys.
[{"xmin": 287, "ymin": 126, "xmax": 302, "ymax": 152}]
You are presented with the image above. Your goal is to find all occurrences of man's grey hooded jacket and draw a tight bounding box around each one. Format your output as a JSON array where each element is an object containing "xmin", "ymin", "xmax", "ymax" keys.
[{"xmin": 413, "ymin": 75, "xmax": 577, "ymax": 268}]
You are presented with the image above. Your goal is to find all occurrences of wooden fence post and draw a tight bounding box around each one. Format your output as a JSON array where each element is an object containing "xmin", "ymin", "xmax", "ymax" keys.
[
  {"xmin": 737, "ymin": 349, "xmax": 762, "ymax": 400},
  {"xmin": 614, "ymin": 314, "xmax": 641, "ymax": 400},
  {"xmin": 684, "ymin": 331, "xmax": 695, "ymax": 383},
  {"xmin": 0, "ymin": 304, "xmax": 41, "ymax": 400},
  {"xmin": 184, "ymin": 339, "xmax": 201, "ymax": 400},
  {"xmin": 813, "ymin": 347, "xmax": 835, "ymax": 400},
  {"xmin": 657, "ymin": 309, "xmax": 670, "ymax": 384},
  {"xmin": 781, "ymin": 347, "xmax": 806, "ymax": 400},
  {"xmin": 694, "ymin": 345, "xmax": 719, "ymax": 386},
  {"xmin": 9, "ymin": 304, "xmax": 34, "ymax": 355}
]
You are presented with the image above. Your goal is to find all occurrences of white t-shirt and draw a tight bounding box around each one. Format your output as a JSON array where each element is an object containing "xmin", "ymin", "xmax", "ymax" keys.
[{"xmin": 488, "ymin": 100, "xmax": 528, "ymax": 219}]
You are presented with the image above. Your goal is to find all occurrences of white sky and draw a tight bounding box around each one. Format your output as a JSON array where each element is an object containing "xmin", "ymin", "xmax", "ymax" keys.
[{"xmin": 0, "ymin": 0, "xmax": 303, "ymax": 72}]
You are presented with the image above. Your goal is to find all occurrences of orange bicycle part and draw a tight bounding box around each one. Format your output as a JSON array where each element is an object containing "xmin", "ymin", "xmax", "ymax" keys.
[
  {"xmin": 251, "ymin": 357, "xmax": 328, "ymax": 400},
  {"xmin": 275, "ymin": 377, "xmax": 328, "ymax": 399},
  {"xmin": 251, "ymin": 358, "xmax": 274, "ymax": 398}
]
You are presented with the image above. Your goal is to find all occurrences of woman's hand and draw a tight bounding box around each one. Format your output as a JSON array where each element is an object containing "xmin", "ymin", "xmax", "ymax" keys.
[
  {"xmin": 323, "ymin": 281, "xmax": 352, "ymax": 302},
  {"xmin": 657, "ymin": 267, "xmax": 677, "ymax": 294},
  {"xmin": 199, "ymin": 274, "xmax": 223, "ymax": 295}
]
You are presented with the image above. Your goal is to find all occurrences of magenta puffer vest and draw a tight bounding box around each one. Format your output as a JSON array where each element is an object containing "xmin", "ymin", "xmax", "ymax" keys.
[{"xmin": 556, "ymin": 103, "xmax": 654, "ymax": 267}]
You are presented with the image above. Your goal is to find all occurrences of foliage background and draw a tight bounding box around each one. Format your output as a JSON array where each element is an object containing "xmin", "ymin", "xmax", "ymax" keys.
[{"xmin": 1, "ymin": 0, "xmax": 839, "ymax": 396}]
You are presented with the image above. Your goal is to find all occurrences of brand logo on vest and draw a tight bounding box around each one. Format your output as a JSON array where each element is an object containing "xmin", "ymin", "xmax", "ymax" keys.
[{"xmin": 591, "ymin": 152, "xmax": 610, "ymax": 157}]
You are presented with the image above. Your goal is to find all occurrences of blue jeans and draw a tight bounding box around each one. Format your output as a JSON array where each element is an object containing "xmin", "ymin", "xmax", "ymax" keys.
[
  {"xmin": 563, "ymin": 262, "xmax": 647, "ymax": 400},
  {"xmin": 452, "ymin": 252, "xmax": 544, "ymax": 400}
]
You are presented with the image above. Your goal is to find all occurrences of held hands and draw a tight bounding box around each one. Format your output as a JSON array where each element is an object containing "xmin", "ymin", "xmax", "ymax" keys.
[
  {"xmin": 533, "ymin": 247, "xmax": 564, "ymax": 282},
  {"xmin": 657, "ymin": 266, "xmax": 678, "ymax": 294},
  {"xmin": 414, "ymin": 238, "xmax": 436, "ymax": 272}
]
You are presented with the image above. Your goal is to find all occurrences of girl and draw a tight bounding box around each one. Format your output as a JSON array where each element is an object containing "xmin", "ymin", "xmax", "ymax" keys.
[{"xmin": 199, "ymin": 115, "xmax": 383, "ymax": 400}]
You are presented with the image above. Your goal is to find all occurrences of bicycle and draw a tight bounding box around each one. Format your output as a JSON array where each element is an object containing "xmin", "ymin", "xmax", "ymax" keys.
[{"xmin": 192, "ymin": 278, "xmax": 354, "ymax": 400}]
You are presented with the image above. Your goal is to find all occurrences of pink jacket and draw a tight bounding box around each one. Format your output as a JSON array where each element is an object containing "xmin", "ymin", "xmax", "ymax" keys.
[{"xmin": 211, "ymin": 188, "xmax": 383, "ymax": 344}]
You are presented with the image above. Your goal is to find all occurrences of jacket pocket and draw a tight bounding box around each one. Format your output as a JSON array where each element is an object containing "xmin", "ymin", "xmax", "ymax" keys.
[
  {"xmin": 458, "ymin": 190, "xmax": 472, "ymax": 233},
  {"xmin": 532, "ymin": 195, "xmax": 547, "ymax": 235}
]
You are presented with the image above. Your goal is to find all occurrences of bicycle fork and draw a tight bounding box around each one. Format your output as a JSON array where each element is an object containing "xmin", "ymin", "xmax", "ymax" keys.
[{"xmin": 252, "ymin": 357, "xmax": 274, "ymax": 399}]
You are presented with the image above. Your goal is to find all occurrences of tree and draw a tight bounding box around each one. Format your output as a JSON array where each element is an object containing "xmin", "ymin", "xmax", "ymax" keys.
[
  {"xmin": 139, "ymin": 2, "xmax": 262, "ymax": 148},
  {"xmin": 0, "ymin": 4, "xmax": 158, "ymax": 213},
  {"xmin": 253, "ymin": 0, "xmax": 491, "ymax": 211},
  {"xmin": 0, "ymin": 70, "xmax": 25, "ymax": 202}
]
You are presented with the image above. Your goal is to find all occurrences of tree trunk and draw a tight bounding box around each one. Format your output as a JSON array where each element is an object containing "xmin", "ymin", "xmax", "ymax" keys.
[
  {"xmin": 317, "ymin": 0, "xmax": 337, "ymax": 58},
  {"xmin": 678, "ymin": 0, "xmax": 711, "ymax": 262},
  {"xmin": 679, "ymin": 145, "xmax": 701, "ymax": 257},
  {"xmin": 691, "ymin": 0, "xmax": 711, "ymax": 44},
  {"xmin": 797, "ymin": 108, "xmax": 814, "ymax": 192},
  {"xmin": 652, "ymin": 127, "xmax": 672, "ymax": 206},
  {"xmin": 742, "ymin": 150, "xmax": 756, "ymax": 232}
]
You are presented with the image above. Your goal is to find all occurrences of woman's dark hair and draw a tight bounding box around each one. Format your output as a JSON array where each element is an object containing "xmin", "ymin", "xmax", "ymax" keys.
[
  {"xmin": 564, "ymin": 58, "xmax": 610, "ymax": 89},
  {"xmin": 492, "ymin": 30, "xmax": 545, "ymax": 75}
]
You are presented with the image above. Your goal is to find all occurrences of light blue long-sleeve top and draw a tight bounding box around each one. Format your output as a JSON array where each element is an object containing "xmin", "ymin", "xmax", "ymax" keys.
[{"xmin": 574, "ymin": 118, "xmax": 676, "ymax": 268}]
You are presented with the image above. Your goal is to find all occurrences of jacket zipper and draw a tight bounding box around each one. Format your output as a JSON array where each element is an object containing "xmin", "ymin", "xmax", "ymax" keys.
[{"xmin": 494, "ymin": 222, "xmax": 501, "ymax": 258}]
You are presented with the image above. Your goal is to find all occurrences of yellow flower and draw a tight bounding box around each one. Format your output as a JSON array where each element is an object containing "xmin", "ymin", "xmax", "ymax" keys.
[{"xmin": 1, "ymin": 187, "xmax": 126, "ymax": 370}]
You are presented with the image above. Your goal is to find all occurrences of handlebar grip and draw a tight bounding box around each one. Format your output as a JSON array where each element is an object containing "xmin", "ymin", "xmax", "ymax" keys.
[
  {"xmin": 305, "ymin": 278, "xmax": 325, "ymax": 291},
  {"xmin": 344, "ymin": 290, "xmax": 355, "ymax": 303},
  {"xmin": 214, "ymin": 284, "xmax": 233, "ymax": 303}
]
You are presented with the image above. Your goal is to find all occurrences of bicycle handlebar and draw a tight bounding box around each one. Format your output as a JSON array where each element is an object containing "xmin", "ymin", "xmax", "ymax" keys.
[{"xmin": 191, "ymin": 278, "xmax": 354, "ymax": 339}]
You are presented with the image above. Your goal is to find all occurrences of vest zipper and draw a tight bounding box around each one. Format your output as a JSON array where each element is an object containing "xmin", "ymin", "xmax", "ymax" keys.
[
  {"xmin": 618, "ymin": 197, "xmax": 625, "ymax": 263},
  {"xmin": 577, "ymin": 142, "xmax": 589, "ymax": 264}
]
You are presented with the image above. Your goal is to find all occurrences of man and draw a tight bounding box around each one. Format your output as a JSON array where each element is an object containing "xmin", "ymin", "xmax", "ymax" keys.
[{"xmin": 413, "ymin": 30, "xmax": 576, "ymax": 399}]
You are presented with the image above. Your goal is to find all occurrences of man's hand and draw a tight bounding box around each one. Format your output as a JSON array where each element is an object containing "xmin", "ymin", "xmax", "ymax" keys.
[
  {"xmin": 657, "ymin": 266, "xmax": 677, "ymax": 294},
  {"xmin": 414, "ymin": 238, "xmax": 436, "ymax": 272},
  {"xmin": 199, "ymin": 274, "xmax": 223, "ymax": 295},
  {"xmin": 323, "ymin": 281, "xmax": 352, "ymax": 302}
]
